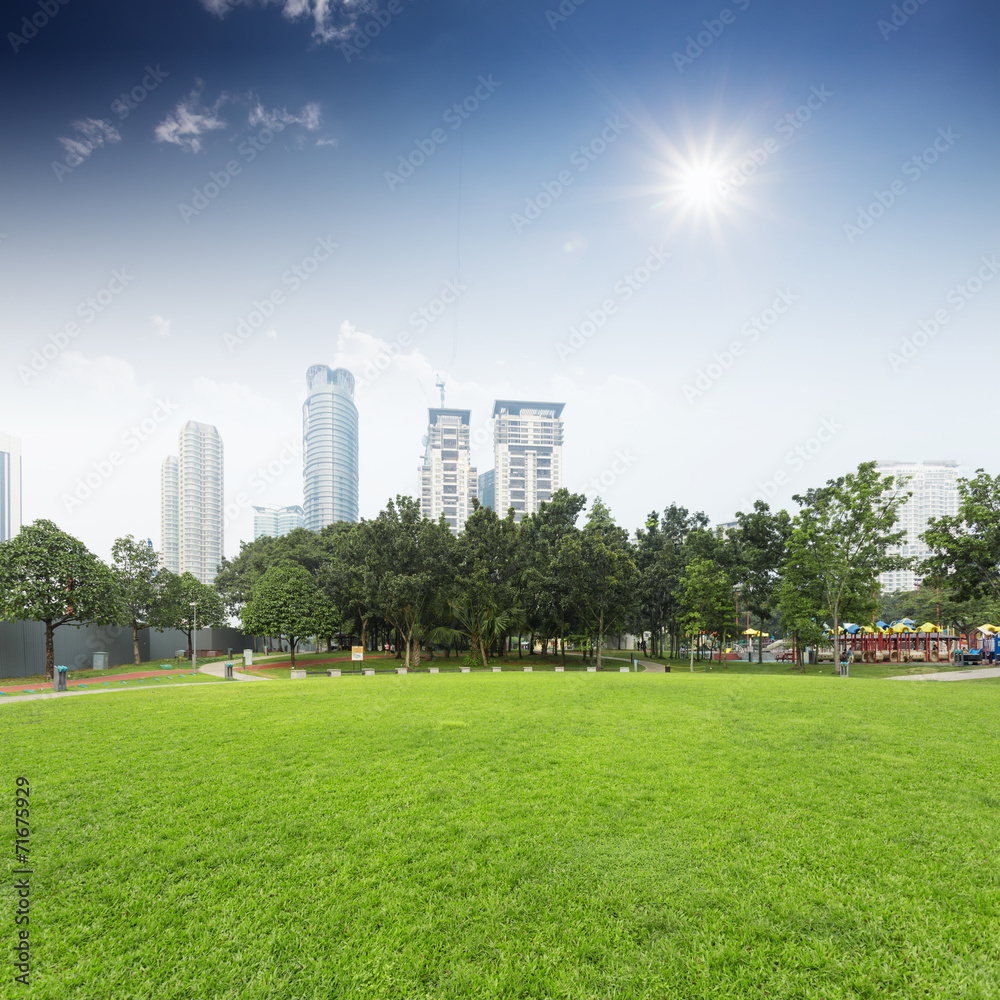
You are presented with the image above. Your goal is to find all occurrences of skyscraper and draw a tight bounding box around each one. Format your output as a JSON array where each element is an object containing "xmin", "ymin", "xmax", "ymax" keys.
[
  {"xmin": 253, "ymin": 504, "xmax": 305, "ymax": 540},
  {"xmin": 876, "ymin": 460, "xmax": 961, "ymax": 593},
  {"xmin": 419, "ymin": 409, "xmax": 478, "ymax": 533},
  {"xmin": 492, "ymin": 400, "xmax": 564, "ymax": 521},
  {"xmin": 303, "ymin": 365, "xmax": 359, "ymax": 530},
  {"xmin": 159, "ymin": 455, "xmax": 179, "ymax": 573},
  {"xmin": 159, "ymin": 422, "xmax": 224, "ymax": 584},
  {"xmin": 478, "ymin": 469, "xmax": 495, "ymax": 511},
  {"xmin": 0, "ymin": 432, "xmax": 22, "ymax": 542}
]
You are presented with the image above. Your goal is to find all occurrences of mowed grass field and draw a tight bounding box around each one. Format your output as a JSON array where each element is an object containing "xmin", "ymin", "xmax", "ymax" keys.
[{"xmin": 2, "ymin": 673, "xmax": 998, "ymax": 999}]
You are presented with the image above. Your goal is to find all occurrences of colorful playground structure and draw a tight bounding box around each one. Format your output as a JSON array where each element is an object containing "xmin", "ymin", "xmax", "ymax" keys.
[{"xmin": 819, "ymin": 620, "xmax": 1000, "ymax": 664}]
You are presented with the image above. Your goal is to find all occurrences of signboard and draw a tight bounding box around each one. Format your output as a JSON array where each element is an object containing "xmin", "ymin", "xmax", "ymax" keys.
[{"xmin": 352, "ymin": 646, "xmax": 364, "ymax": 661}]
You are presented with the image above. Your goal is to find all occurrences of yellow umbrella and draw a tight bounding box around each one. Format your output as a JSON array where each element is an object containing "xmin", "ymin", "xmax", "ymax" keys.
[{"xmin": 742, "ymin": 628, "xmax": 760, "ymax": 636}]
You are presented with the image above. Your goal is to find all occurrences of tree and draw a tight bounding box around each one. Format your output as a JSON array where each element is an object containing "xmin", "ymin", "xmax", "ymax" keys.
[
  {"xmin": 679, "ymin": 555, "xmax": 736, "ymax": 671},
  {"xmin": 729, "ymin": 502, "xmax": 792, "ymax": 661},
  {"xmin": 158, "ymin": 571, "xmax": 227, "ymax": 659},
  {"xmin": 450, "ymin": 502, "xmax": 523, "ymax": 668},
  {"xmin": 784, "ymin": 462, "xmax": 911, "ymax": 673},
  {"xmin": 369, "ymin": 497, "xmax": 456, "ymax": 669},
  {"xmin": 557, "ymin": 499, "xmax": 637, "ymax": 669},
  {"xmin": 0, "ymin": 519, "xmax": 118, "ymax": 678},
  {"xmin": 922, "ymin": 469, "xmax": 1000, "ymax": 605},
  {"xmin": 518, "ymin": 489, "xmax": 587, "ymax": 662},
  {"xmin": 110, "ymin": 535, "xmax": 163, "ymax": 664},
  {"xmin": 240, "ymin": 562, "xmax": 324, "ymax": 668}
]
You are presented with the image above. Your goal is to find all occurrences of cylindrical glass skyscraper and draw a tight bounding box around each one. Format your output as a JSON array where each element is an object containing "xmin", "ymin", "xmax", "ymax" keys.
[{"xmin": 303, "ymin": 365, "xmax": 359, "ymax": 529}]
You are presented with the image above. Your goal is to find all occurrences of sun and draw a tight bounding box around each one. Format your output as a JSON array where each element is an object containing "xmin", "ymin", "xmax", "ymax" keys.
[{"xmin": 676, "ymin": 162, "xmax": 728, "ymax": 211}]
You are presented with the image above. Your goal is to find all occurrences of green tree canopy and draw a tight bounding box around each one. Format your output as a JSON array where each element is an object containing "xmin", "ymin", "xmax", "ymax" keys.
[
  {"xmin": 158, "ymin": 571, "xmax": 227, "ymax": 659},
  {"xmin": 0, "ymin": 519, "xmax": 118, "ymax": 677},
  {"xmin": 784, "ymin": 461, "xmax": 911, "ymax": 673},
  {"xmin": 239, "ymin": 562, "xmax": 325, "ymax": 668},
  {"xmin": 110, "ymin": 534, "xmax": 163, "ymax": 664},
  {"xmin": 921, "ymin": 469, "xmax": 1000, "ymax": 606}
]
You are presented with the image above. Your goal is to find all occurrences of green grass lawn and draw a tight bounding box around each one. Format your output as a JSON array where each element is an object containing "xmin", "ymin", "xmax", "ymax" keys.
[{"xmin": 2, "ymin": 673, "xmax": 998, "ymax": 999}]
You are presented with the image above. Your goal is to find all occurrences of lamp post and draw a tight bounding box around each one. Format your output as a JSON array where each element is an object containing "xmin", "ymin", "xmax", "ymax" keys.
[{"xmin": 191, "ymin": 601, "xmax": 197, "ymax": 673}]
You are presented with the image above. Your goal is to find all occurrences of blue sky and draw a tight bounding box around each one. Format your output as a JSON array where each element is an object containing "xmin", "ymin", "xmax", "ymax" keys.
[{"xmin": 1, "ymin": 0, "xmax": 997, "ymax": 559}]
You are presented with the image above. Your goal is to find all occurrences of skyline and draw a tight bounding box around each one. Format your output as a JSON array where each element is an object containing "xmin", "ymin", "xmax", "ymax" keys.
[{"xmin": 1, "ymin": 0, "xmax": 996, "ymax": 562}]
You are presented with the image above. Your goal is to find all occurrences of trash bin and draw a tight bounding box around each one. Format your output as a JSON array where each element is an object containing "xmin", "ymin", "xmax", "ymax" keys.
[
  {"xmin": 54, "ymin": 665, "xmax": 69, "ymax": 692},
  {"xmin": 93, "ymin": 652, "xmax": 108, "ymax": 670},
  {"xmin": 224, "ymin": 662, "xmax": 234, "ymax": 679}
]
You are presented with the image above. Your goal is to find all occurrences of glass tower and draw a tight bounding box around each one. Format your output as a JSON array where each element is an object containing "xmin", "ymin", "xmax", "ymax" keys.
[
  {"xmin": 303, "ymin": 365, "xmax": 359, "ymax": 529},
  {"xmin": 0, "ymin": 432, "xmax": 22, "ymax": 542}
]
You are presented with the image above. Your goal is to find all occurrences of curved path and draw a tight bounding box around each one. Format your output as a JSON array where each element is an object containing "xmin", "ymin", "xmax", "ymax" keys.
[{"xmin": 888, "ymin": 665, "xmax": 1000, "ymax": 682}]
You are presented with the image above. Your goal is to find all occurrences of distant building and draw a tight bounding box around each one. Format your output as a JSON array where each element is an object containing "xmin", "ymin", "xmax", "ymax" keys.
[
  {"xmin": 303, "ymin": 365, "xmax": 359, "ymax": 530},
  {"xmin": 159, "ymin": 456, "xmax": 179, "ymax": 572},
  {"xmin": 492, "ymin": 400, "xmax": 564, "ymax": 522},
  {"xmin": 0, "ymin": 432, "xmax": 22, "ymax": 542},
  {"xmin": 160, "ymin": 421, "xmax": 224, "ymax": 584},
  {"xmin": 478, "ymin": 469, "xmax": 495, "ymax": 511},
  {"xmin": 253, "ymin": 504, "xmax": 306, "ymax": 540},
  {"xmin": 876, "ymin": 460, "xmax": 961, "ymax": 593},
  {"xmin": 419, "ymin": 409, "xmax": 478, "ymax": 533}
]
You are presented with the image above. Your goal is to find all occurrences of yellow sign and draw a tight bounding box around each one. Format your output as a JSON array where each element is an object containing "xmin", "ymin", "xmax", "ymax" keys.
[{"xmin": 352, "ymin": 646, "xmax": 364, "ymax": 661}]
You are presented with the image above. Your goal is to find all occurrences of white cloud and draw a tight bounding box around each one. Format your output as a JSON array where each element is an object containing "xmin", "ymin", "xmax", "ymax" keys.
[
  {"xmin": 198, "ymin": 0, "xmax": 365, "ymax": 43},
  {"xmin": 155, "ymin": 89, "xmax": 325, "ymax": 153},
  {"xmin": 247, "ymin": 100, "xmax": 322, "ymax": 132},
  {"xmin": 57, "ymin": 119, "xmax": 121, "ymax": 165},
  {"xmin": 316, "ymin": 137, "xmax": 338, "ymax": 147},
  {"xmin": 154, "ymin": 87, "xmax": 228, "ymax": 153},
  {"xmin": 149, "ymin": 315, "xmax": 171, "ymax": 338}
]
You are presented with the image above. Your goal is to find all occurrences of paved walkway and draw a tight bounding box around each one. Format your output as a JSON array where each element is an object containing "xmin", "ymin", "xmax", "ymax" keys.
[
  {"xmin": 0, "ymin": 667, "xmax": 195, "ymax": 695},
  {"xmin": 198, "ymin": 663, "xmax": 269, "ymax": 682},
  {"xmin": 0, "ymin": 682, "xmax": 221, "ymax": 706},
  {"xmin": 888, "ymin": 666, "xmax": 1000, "ymax": 682}
]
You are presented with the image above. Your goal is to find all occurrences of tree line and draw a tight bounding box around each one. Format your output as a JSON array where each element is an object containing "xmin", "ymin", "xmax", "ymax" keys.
[{"xmin": 2, "ymin": 461, "xmax": 998, "ymax": 677}]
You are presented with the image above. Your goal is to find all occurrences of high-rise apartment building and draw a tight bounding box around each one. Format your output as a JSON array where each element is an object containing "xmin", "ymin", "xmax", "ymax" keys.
[
  {"xmin": 253, "ymin": 504, "xmax": 305, "ymax": 540},
  {"xmin": 0, "ymin": 432, "xmax": 22, "ymax": 542},
  {"xmin": 419, "ymin": 409, "xmax": 478, "ymax": 532},
  {"xmin": 159, "ymin": 422, "xmax": 224, "ymax": 584},
  {"xmin": 877, "ymin": 460, "xmax": 960, "ymax": 593},
  {"xmin": 478, "ymin": 469, "xmax": 495, "ymax": 511},
  {"xmin": 492, "ymin": 400, "xmax": 564, "ymax": 522},
  {"xmin": 159, "ymin": 456, "xmax": 179, "ymax": 573},
  {"xmin": 303, "ymin": 365, "xmax": 359, "ymax": 530}
]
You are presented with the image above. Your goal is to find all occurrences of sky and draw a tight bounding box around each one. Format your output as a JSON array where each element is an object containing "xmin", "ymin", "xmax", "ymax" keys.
[{"xmin": 1, "ymin": 0, "xmax": 997, "ymax": 562}]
